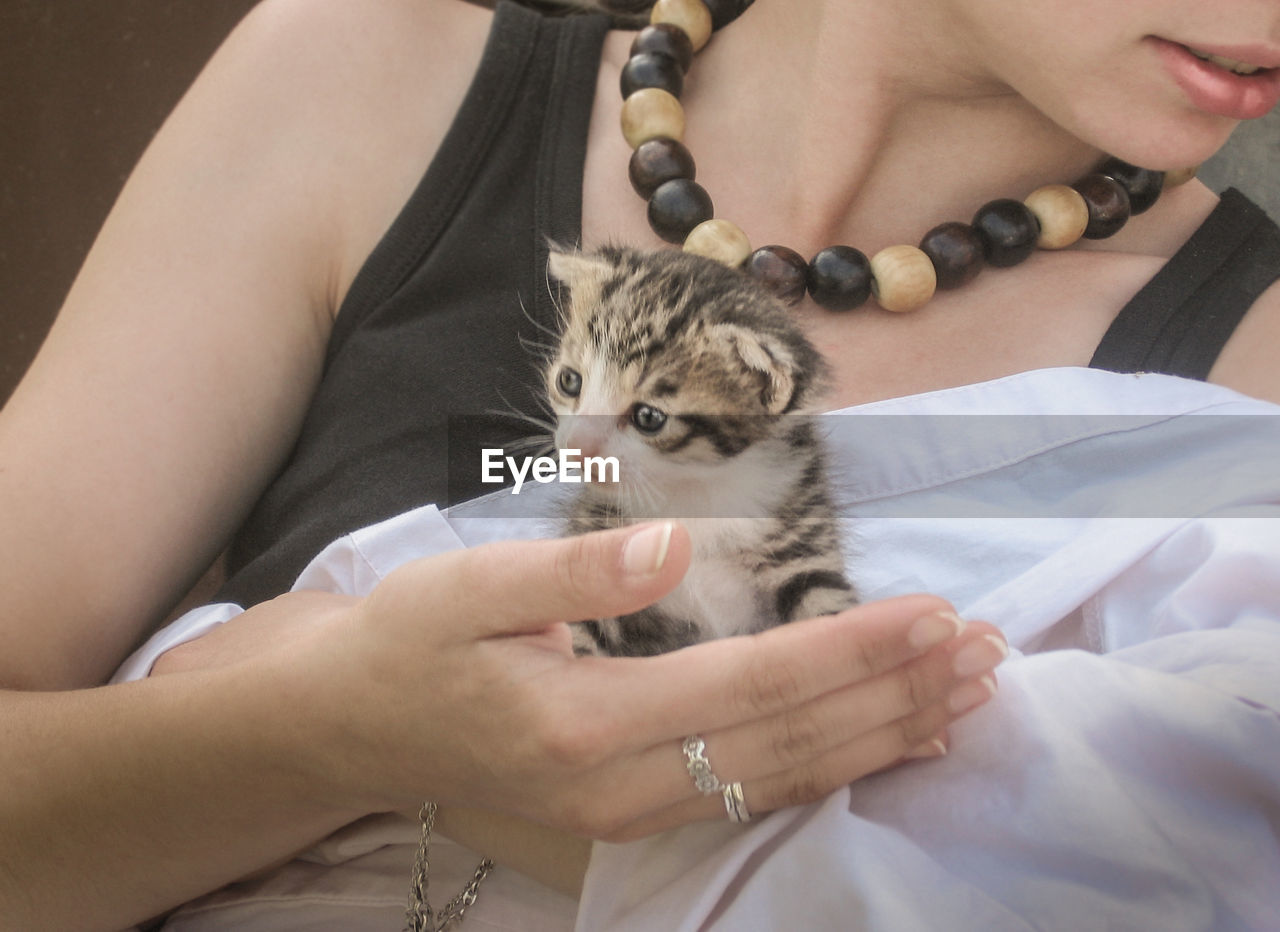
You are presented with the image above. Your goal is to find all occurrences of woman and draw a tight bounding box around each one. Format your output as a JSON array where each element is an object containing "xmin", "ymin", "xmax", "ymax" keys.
[{"xmin": 1, "ymin": 0, "xmax": 1276, "ymax": 928}]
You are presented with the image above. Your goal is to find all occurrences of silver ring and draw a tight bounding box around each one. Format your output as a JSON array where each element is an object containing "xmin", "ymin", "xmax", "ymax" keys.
[
  {"xmin": 722, "ymin": 781, "xmax": 751, "ymax": 824},
  {"xmin": 682, "ymin": 735, "xmax": 723, "ymax": 795}
]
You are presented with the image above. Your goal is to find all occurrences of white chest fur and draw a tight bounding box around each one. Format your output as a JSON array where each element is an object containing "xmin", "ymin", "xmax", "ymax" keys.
[{"xmin": 655, "ymin": 516, "xmax": 775, "ymax": 639}]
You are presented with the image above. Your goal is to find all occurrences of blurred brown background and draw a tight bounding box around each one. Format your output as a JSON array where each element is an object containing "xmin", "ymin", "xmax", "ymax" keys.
[
  {"xmin": 2, "ymin": 1, "xmax": 1278, "ymax": 405},
  {"xmin": 1, "ymin": 0, "xmax": 258, "ymax": 403}
]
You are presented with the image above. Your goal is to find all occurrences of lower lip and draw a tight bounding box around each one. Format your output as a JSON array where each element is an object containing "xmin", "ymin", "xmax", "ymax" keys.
[{"xmin": 1152, "ymin": 38, "xmax": 1280, "ymax": 120}]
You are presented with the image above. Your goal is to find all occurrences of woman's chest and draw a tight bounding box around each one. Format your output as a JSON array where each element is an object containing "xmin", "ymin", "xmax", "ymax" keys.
[{"xmin": 802, "ymin": 248, "xmax": 1167, "ymax": 407}]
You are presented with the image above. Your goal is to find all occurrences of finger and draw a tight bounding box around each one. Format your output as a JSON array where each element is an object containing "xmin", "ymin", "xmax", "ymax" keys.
[
  {"xmin": 607, "ymin": 676, "xmax": 997, "ymax": 842},
  {"xmin": 376, "ymin": 521, "xmax": 692, "ymax": 637},
  {"xmin": 590, "ymin": 622, "xmax": 1007, "ymax": 816},
  {"xmin": 738, "ymin": 675, "xmax": 995, "ymax": 812},
  {"xmin": 587, "ymin": 595, "xmax": 970, "ymax": 743}
]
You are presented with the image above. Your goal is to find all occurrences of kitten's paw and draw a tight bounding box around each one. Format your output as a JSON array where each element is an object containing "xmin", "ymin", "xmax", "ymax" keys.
[
  {"xmin": 570, "ymin": 621, "xmax": 605, "ymax": 657},
  {"xmin": 780, "ymin": 576, "xmax": 858, "ymax": 622}
]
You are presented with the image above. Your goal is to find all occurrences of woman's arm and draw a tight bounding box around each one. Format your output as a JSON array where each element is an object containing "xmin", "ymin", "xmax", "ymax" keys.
[
  {"xmin": 2, "ymin": 0, "xmax": 332, "ymax": 688},
  {"xmin": 0, "ymin": 604, "xmax": 366, "ymax": 927},
  {"xmin": 1212, "ymin": 279, "xmax": 1280, "ymax": 404},
  {"xmin": 0, "ymin": 0, "xmax": 490, "ymax": 690},
  {"xmin": 0, "ymin": 0, "xmax": 490, "ymax": 924}
]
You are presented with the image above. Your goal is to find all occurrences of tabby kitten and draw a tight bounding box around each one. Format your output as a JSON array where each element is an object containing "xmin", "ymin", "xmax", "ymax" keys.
[{"xmin": 544, "ymin": 245, "xmax": 856, "ymax": 656}]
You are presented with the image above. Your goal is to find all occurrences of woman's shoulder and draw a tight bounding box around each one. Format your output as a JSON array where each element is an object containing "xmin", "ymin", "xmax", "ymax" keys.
[
  {"xmin": 1149, "ymin": 182, "xmax": 1280, "ymax": 405},
  {"xmin": 237, "ymin": 0, "xmax": 495, "ymax": 68},
  {"xmin": 1211, "ymin": 276, "xmax": 1280, "ymax": 405},
  {"xmin": 216, "ymin": 0, "xmax": 498, "ymax": 311},
  {"xmin": 217, "ymin": 0, "xmax": 494, "ymax": 118}
]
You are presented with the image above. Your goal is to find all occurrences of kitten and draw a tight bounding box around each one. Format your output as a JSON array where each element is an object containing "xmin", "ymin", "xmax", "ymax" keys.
[{"xmin": 544, "ymin": 245, "xmax": 856, "ymax": 656}]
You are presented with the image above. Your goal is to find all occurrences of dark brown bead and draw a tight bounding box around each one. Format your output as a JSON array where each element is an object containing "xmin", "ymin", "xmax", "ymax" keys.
[
  {"xmin": 1072, "ymin": 173, "xmax": 1131, "ymax": 239},
  {"xmin": 1097, "ymin": 157, "xmax": 1164, "ymax": 215},
  {"xmin": 971, "ymin": 199, "xmax": 1039, "ymax": 267},
  {"xmin": 630, "ymin": 24, "xmax": 694, "ymax": 72},
  {"xmin": 703, "ymin": 0, "xmax": 754, "ymax": 30},
  {"xmin": 806, "ymin": 245, "xmax": 872, "ymax": 312},
  {"xmin": 744, "ymin": 245, "xmax": 808, "ymax": 305},
  {"xmin": 629, "ymin": 137, "xmax": 696, "ymax": 198},
  {"xmin": 648, "ymin": 178, "xmax": 714, "ymax": 243},
  {"xmin": 919, "ymin": 221, "xmax": 985, "ymax": 289},
  {"xmin": 621, "ymin": 52, "xmax": 685, "ymax": 100}
]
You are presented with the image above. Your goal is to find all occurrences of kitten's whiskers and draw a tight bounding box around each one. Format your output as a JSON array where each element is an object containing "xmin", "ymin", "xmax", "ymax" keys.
[{"xmin": 518, "ymin": 292, "xmax": 564, "ymax": 343}]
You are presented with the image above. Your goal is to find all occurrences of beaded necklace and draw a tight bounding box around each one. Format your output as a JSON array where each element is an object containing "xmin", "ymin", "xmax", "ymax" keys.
[{"xmin": 619, "ymin": 0, "xmax": 1193, "ymax": 313}]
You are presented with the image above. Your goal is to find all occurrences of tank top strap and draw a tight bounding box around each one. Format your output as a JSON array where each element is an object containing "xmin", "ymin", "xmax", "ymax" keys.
[{"xmin": 1090, "ymin": 188, "xmax": 1280, "ymax": 380}]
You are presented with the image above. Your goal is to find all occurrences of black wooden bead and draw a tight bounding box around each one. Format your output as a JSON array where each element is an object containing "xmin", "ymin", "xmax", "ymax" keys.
[
  {"xmin": 630, "ymin": 24, "xmax": 694, "ymax": 73},
  {"xmin": 971, "ymin": 199, "xmax": 1039, "ymax": 267},
  {"xmin": 621, "ymin": 52, "xmax": 685, "ymax": 100},
  {"xmin": 1097, "ymin": 158, "xmax": 1163, "ymax": 215},
  {"xmin": 1073, "ymin": 173, "xmax": 1131, "ymax": 239},
  {"xmin": 745, "ymin": 245, "xmax": 809, "ymax": 305},
  {"xmin": 629, "ymin": 137, "xmax": 696, "ymax": 198},
  {"xmin": 806, "ymin": 245, "xmax": 872, "ymax": 312},
  {"xmin": 648, "ymin": 178, "xmax": 714, "ymax": 243},
  {"xmin": 704, "ymin": 0, "xmax": 754, "ymax": 31},
  {"xmin": 919, "ymin": 221, "xmax": 985, "ymax": 289}
]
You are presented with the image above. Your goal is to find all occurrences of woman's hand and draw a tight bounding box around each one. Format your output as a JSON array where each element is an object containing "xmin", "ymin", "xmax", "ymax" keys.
[
  {"xmin": 150, "ymin": 590, "xmax": 358, "ymax": 678},
  {"xmin": 287, "ymin": 522, "xmax": 1006, "ymax": 843}
]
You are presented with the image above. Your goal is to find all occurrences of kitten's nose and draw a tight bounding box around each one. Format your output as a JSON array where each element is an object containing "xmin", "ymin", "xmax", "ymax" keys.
[{"xmin": 559, "ymin": 416, "xmax": 610, "ymax": 460}]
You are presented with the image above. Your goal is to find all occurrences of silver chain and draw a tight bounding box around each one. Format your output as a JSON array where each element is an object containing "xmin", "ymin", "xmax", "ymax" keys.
[{"xmin": 405, "ymin": 802, "xmax": 496, "ymax": 932}]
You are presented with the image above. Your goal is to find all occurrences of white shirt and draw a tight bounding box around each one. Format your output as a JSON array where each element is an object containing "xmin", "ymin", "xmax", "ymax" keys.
[{"xmin": 115, "ymin": 368, "xmax": 1280, "ymax": 931}]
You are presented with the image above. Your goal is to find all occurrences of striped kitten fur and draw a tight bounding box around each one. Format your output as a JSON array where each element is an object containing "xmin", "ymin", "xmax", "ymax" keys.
[{"xmin": 545, "ymin": 245, "xmax": 856, "ymax": 656}]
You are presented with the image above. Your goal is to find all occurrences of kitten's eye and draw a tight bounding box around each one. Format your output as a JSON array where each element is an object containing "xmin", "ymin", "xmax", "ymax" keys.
[
  {"xmin": 631, "ymin": 404, "xmax": 667, "ymax": 434},
  {"xmin": 557, "ymin": 367, "xmax": 582, "ymax": 398}
]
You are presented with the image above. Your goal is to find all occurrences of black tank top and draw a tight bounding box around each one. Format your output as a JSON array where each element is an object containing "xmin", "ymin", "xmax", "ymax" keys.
[
  {"xmin": 217, "ymin": 1, "xmax": 1280, "ymax": 608},
  {"xmin": 1090, "ymin": 187, "xmax": 1280, "ymax": 380}
]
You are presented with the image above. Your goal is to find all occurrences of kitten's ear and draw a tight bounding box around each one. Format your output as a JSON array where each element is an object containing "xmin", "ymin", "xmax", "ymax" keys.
[
  {"xmin": 547, "ymin": 248, "xmax": 615, "ymax": 320},
  {"xmin": 715, "ymin": 324, "xmax": 800, "ymax": 415},
  {"xmin": 548, "ymin": 249, "xmax": 615, "ymax": 288}
]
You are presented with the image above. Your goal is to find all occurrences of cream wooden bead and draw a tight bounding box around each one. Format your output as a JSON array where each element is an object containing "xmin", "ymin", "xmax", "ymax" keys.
[
  {"xmin": 1023, "ymin": 184, "xmax": 1089, "ymax": 250},
  {"xmin": 650, "ymin": 0, "xmax": 713, "ymax": 52},
  {"xmin": 684, "ymin": 219, "xmax": 751, "ymax": 267},
  {"xmin": 869, "ymin": 244, "xmax": 937, "ymax": 313},
  {"xmin": 621, "ymin": 87, "xmax": 685, "ymax": 149},
  {"xmin": 1164, "ymin": 165, "xmax": 1199, "ymax": 187}
]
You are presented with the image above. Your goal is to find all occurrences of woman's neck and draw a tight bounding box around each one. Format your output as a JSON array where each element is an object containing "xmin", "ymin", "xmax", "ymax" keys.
[{"xmin": 669, "ymin": 0, "xmax": 1105, "ymax": 255}]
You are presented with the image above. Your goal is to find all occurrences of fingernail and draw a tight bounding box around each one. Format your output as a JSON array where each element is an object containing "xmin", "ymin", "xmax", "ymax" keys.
[
  {"xmin": 903, "ymin": 736, "xmax": 948, "ymax": 760},
  {"xmin": 947, "ymin": 674, "xmax": 997, "ymax": 715},
  {"xmin": 907, "ymin": 610, "xmax": 965, "ymax": 650},
  {"xmin": 622, "ymin": 521, "xmax": 674, "ymax": 576},
  {"xmin": 952, "ymin": 634, "xmax": 1009, "ymax": 678}
]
